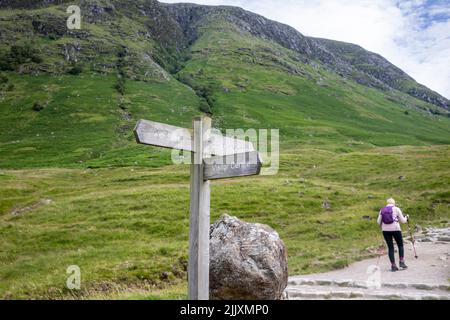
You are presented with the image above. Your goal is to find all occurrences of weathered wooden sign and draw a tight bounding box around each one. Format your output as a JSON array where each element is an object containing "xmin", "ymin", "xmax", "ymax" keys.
[
  {"xmin": 134, "ymin": 119, "xmax": 255, "ymax": 157},
  {"xmin": 203, "ymin": 151, "xmax": 263, "ymax": 180},
  {"xmin": 134, "ymin": 116, "xmax": 262, "ymax": 300}
]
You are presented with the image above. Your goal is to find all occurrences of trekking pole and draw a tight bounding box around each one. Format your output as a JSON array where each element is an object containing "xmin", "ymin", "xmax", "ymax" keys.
[
  {"xmin": 376, "ymin": 220, "xmax": 385, "ymax": 267},
  {"xmin": 406, "ymin": 217, "xmax": 418, "ymax": 259},
  {"xmin": 376, "ymin": 242, "xmax": 385, "ymax": 267}
]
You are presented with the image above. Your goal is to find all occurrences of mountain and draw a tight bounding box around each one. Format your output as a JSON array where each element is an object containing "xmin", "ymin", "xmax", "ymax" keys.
[
  {"xmin": 0, "ymin": 0, "xmax": 449, "ymax": 168},
  {"xmin": 164, "ymin": 2, "xmax": 449, "ymax": 110},
  {"xmin": 2, "ymin": 0, "xmax": 449, "ymax": 109},
  {"xmin": 1, "ymin": 0, "xmax": 449, "ymax": 300}
]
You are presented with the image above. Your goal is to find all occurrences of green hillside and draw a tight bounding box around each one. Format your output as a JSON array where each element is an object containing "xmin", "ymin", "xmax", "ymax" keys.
[{"xmin": 0, "ymin": 0, "xmax": 449, "ymax": 299}]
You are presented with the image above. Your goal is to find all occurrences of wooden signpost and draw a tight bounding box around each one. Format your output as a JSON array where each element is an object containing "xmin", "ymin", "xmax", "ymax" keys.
[
  {"xmin": 204, "ymin": 151, "xmax": 262, "ymax": 180},
  {"xmin": 134, "ymin": 116, "xmax": 262, "ymax": 300}
]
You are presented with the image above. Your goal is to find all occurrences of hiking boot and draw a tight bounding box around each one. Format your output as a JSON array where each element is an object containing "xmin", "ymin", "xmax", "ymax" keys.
[
  {"xmin": 399, "ymin": 261, "xmax": 408, "ymax": 269},
  {"xmin": 391, "ymin": 265, "xmax": 399, "ymax": 272}
]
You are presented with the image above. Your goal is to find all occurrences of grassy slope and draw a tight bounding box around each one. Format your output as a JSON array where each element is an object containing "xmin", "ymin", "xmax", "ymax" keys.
[
  {"xmin": 0, "ymin": 73, "xmax": 201, "ymax": 168},
  {"xmin": 0, "ymin": 146, "xmax": 449, "ymax": 299},
  {"xmin": 0, "ymin": 9, "xmax": 449, "ymax": 300}
]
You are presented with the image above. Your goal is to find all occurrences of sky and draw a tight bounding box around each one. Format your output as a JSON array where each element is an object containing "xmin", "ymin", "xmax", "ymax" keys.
[{"xmin": 162, "ymin": 0, "xmax": 450, "ymax": 99}]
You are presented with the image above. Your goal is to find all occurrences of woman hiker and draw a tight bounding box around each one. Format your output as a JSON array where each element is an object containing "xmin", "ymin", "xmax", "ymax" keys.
[{"xmin": 377, "ymin": 198, "xmax": 409, "ymax": 272}]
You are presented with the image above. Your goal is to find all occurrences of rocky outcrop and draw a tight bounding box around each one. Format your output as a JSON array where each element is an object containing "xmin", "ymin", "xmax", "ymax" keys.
[
  {"xmin": 31, "ymin": 13, "xmax": 67, "ymax": 39},
  {"xmin": 163, "ymin": 2, "xmax": 450, "ymax": 111},
  {"xmin": 113, "ymin": 0, "xmax": 185, "ymax": 49},
  {"xmin": 209, "ymin": 215, "xmax": 288, "ymax": 300},
  {"xmin": 82, "ymin": 0, "xmax": 116, "ymax": 24},
  {"xmin": 315, "ymin": 38, "xmax": 450, "ymax": 110},
  {"xmin": 0, "ymin": 0, "xmax": 72, "ymax": 9},
  {"xmin": 411, "ymin": 227, "xmax": 450, "ymax": 243},
  {"xmin": 163, "ymin": 3, "xmax": 315, "ymax": 55}
]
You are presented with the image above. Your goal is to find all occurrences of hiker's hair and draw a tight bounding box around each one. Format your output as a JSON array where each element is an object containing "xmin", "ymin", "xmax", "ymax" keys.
[{"xmin": 387, "ymin": 198, "xmax": 396, "ymax": 205}]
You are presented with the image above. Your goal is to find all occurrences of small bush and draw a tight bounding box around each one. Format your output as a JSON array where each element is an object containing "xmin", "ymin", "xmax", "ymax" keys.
[
  {"xmin": 119, "ymin": 102, "xmax": 128, "ymax": 110},
  {"xmin": 0, "ymin": 74, "xmax": 8, "ymax": 84},
  {"xmin": 67, "ymin": 64, "xmax": 83, "ymax": 75},
  {"xmin": 0, "ymin": 51, "xmax": 14, "ymax": 71},
  {"xmin": 32, "ymin": 102, "xmax": 44, "ymax": 112},
  {"xmin": 404, "ymin": 110, "xmax": 409, "ymax": 115},
  {"xmin": 31, "ymin": 55, "xmax": 43, "ymax": 64},
  {"xmin": 115, "ymin": 78, "xmax": 125, "ymax": 95},
  {"xmin": 199, "ymin": 99, "xmax": 212, "ymax": 114},
  {"xmin": 0, "ymin": 44, "xmax": 43, "ymax": 71},
  {"xmin": 6, "ymin": 83, "xmax": 14, "ymax": 91}
]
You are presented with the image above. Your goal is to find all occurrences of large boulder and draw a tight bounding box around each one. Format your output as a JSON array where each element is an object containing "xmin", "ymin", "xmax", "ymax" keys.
[{"xmin": 209, "ymin": 215, "xmax": 288, "ymax": 300}]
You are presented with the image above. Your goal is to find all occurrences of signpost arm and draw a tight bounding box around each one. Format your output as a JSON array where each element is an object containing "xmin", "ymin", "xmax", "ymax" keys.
[{"xmin": 188, "ymin": 116, "xmax": 211, "ymax": 300}]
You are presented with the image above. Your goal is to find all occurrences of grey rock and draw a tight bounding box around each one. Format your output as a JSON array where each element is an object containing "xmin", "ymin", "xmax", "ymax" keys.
[
  {"xmin": 322, "ymin": 201, "xmax": 331, "ymax": 210},
  {"xmin": 10, "ymin": 198, "xmax": 53, "ymax": 216},
  {"xmin": 31, "ymin": 13, "xmax": 66, "ymax": 38},
  {"xmin": 209, "ymin": 214, "xmax": 288, "ymax": 300}
]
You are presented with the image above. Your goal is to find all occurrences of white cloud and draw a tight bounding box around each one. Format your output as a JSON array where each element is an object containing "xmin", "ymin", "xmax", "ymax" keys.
[{"xmin": 162, "ymin": 0, "xmax": 450, "ymax": 99}]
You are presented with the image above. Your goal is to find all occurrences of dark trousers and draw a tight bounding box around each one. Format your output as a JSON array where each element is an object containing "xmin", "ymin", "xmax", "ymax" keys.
[{"xmin": 383, "ymin": 231, "xmax": 404, "ymax": 264}]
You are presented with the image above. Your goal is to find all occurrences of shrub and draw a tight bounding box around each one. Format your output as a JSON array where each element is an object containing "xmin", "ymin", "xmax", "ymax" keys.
[
  {"xmin": 0, "ymin": 50, "xmax": 14, "ymax": 71},
  {"xmin": 31, "ymin": 55, "xmax": 43, "ymax": 64},
  {"xmin": 10, "ymin": 44, "xmax": 42, "ymax": 65},
  {"xmin": 67, "ymin": 64, "xmax": 83, "ymax": 75},
  {"xmin": 404, "ymin": 110, "xmax": 409, "ymax": 115},
  {"xmin": 0, "ymin": 74, "xmax": 8, "ymax": 84},
  {"xmin": 0, "ymin": 44, "xmax": 43, "ymax": 71},
  {"xmin": 32, "ymin": 102, "xmax": 44, "ymax": 112},
  {"xmin": 6, "ymin": 83, "xmax": 14, "ymax": 91},
  {"xmin": 199, "ymin": 99, "xmax": 212, "ymax": 114},
  {"xmin": 115, "ymin": 77, "xmax": 125, "ymax": 95},
  {"xmin": 151, "ymin": 45, "xmax": 184, "ymax": 74}
]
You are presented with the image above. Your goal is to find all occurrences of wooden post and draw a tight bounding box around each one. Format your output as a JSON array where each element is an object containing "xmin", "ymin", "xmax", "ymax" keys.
[
  {"xmin": 188, "ymin": 116, "xmax": 211, "ymax": 300},
  {"xmin": 133, "ymin": 117, "xmax": 263, "ymax": 300}
]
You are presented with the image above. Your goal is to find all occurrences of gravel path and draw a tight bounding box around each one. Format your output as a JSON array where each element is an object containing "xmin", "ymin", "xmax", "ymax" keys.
[{"xmin": 287, "ymin": 228, "xmax": 450, "ymax": 300}]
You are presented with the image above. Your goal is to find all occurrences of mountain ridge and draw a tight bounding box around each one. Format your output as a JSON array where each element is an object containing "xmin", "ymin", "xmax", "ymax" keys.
[
  {"xmin": 1, "ymin": 0, "xmax": 448, "ymax": 110},
  {"xmin": 163, "ymin": 2, "xmax": 449, "ymax": 110}
]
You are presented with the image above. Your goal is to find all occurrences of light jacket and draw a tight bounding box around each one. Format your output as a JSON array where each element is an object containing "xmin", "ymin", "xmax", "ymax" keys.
[{"xmin": 377, "ymin": 204, "xmax": 408, "ymax": 232}]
